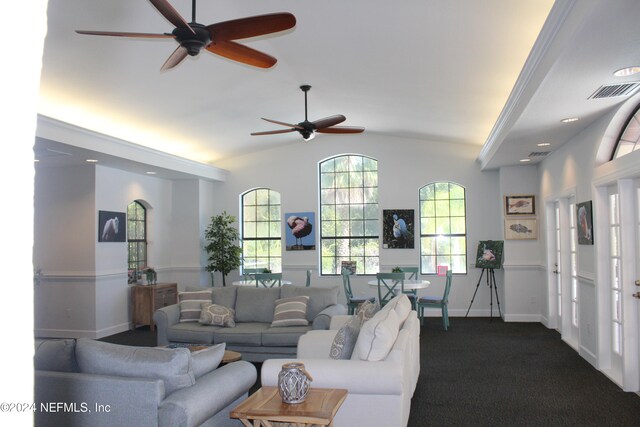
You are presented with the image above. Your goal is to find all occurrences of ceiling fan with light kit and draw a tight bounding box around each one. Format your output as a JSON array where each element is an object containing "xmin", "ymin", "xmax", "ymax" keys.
[
  {"xmin": 76, "ymin": 0, "xmax": 296, "ymax": 71},
  {"xmin": 252, "ymin": 85, "xmax": 365, "ymax": 141}
]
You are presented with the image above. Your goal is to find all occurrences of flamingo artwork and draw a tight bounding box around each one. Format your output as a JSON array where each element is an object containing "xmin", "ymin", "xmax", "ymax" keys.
[{"xmin": 286, "ymin": 213, "xmax": 314, "ymax": 250}]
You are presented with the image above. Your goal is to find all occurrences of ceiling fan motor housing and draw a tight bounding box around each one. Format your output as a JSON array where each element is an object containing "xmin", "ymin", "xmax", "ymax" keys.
[{"xmin": 173, "ymin": 23, "xmax": 211, "ymax": 56}]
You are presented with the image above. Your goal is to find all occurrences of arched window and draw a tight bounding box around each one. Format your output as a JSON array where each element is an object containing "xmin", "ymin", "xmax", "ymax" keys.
[
  {"xmin": 319, "ymin": 154, "xmax": 379, "ymax": 275},
  {"xmin": 419, "ymin": 182, "xmax": 467, "ymax": 274},
  {"xmin": 127, "ymin": 201, "xmax": 147, "ymax": 278},
  {"xmin": 241, "ymin": 188, "xmax": 282, "ymax": 272},
  {"xmin": 611, "ymin": 103, "xmax": 640, "ymax": 159}
]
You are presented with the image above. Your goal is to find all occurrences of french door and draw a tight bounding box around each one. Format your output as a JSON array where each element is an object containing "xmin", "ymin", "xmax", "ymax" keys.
[
  {"xmin": 549, "ymin": 198, "xmax": 578, "ymax": 347},
  {"xmin": 600, "ymin": 182, "xmax": 640, "ymax": 391}
]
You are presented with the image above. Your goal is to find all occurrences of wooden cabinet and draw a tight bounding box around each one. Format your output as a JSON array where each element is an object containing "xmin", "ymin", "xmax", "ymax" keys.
[{"xmin": 131, "ymin": 283, "xmax": 177, "ymax": 331}]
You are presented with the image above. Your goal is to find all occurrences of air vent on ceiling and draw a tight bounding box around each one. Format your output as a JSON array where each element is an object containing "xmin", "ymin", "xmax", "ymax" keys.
[
  {"xmin": 528, "ymin": 151, "xmax": 550, "ymax": 158},
  {"xmin": 589, "ymin": 82, "xmax": 640, "ymax": 99}
]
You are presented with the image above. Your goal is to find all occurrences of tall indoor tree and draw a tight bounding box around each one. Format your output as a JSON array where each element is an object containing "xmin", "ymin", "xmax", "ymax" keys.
[{"xmin": 204, "ymin": 211, "xmax": 242, "ymax": 286}]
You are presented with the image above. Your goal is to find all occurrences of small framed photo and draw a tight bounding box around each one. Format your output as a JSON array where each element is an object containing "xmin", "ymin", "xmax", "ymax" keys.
[
  {"xmin": 98, "ymin": 210, "xmax": 126, "ymax": 242},
  {"xmin": 505, "ymin": 195, "xmax": 536, "ymax": 216},
  {"xmin": 576, "ymin": 201, "xmax": 594, "ymax": 245},
  {"xmin": 505, "ymin": 218, "xmax": 537, "ymax": 240}
]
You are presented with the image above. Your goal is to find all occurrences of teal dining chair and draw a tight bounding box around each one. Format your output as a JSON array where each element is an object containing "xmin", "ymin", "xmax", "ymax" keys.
[
  {"xmin": 417, "ymin": 270, "xmax": 452, "ymax": 330},
  {"xmin": 399, "ymin": 266, "xmax": 419, "ymax": 280},
  {"xmin": 342, "ymin": 269, "xmax": 371, "ymax": 314},
  {"xmin": 305, "ymin": 269, "xmax": 312, "ymax": 287},
  {"xmin": 254, "ymin": 272, "xmax": 283, "ymax": 288},
  {"xmin": 242, "ymin": 268, "xmax": 262, "ymax": 282},
  {"xmin": 376, "ymin": 272, "xmax": 417, "ymax": 308}
]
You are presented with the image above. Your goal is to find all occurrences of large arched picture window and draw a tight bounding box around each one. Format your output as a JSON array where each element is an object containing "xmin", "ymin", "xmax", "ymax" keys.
[
  {"xmin": 611, "ymin": 103, "xmax": 640, "ymax": 159},
  {"xmin": 419, "ymin": 182, "xmax": 467, "ymax": 274},
  {"xmin": 127, "ymin": 201, "xmax": 147, "ymax": 275},
  {"xmin": 241, "ymin": 188, "xmax": 282, "ymax": 272},
  {"xmin": 319, "ymin": 154, "xmax": 379, "ymax": 275}
]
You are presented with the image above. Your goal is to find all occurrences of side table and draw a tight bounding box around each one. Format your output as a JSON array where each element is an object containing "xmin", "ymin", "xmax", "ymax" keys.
[
  {"xmin": 131, "ymin": 283, "xmax": 177, "ymax": 331},
  {"xmin": 230, "ymin": 386, "xmax": 347, "ymax": 427}
]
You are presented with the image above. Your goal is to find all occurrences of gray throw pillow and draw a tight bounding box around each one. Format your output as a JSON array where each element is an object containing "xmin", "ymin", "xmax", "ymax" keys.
[
  {"xmin": 329, "ymin": 316, "xmax": 362, "ymax": 360},
  {"xmin": 191, "ymin": 343, "xmax": 226, "ymax": 378},
  {"xmin": 271, "ymin": 296, "xmax": 310, "ymax": 327},
  {"xmin": 179, "ymin": 290, "xmax": 213, "ymax": 323},
  {"xmin": 199, "ymin": 303, "xmax": 236, "ymax": 327},
  {"xmin": 356, "ymin": 299, "xmax": 380, "ymax": 322}
]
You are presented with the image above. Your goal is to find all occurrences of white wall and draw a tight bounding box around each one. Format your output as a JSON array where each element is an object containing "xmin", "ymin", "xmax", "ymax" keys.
[
  {"xmin": 499, "ymin": 165, "xmax": 544, "ymax": 321},
  {"xmin": 216, "ymin": 133, "xmax": 504, "ymax": 317},
  {"xmin": 33, "ymin": 161, "xmax": 220, "ymax": 338},
  {"xmin": 34, "ymin": 164, "xmax": 98, "ymax": 336}
]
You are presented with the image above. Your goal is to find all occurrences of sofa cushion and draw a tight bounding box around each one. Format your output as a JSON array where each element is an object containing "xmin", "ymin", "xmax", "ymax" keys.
[
  {"xmin": 381, "ymin": 294, "xmax": 412, "ymax": 324},
  {"xmin": 271, "ymin": 296, "xmax": 310, "ymax": 327},
  {"xmin": 191, "ymin": 343, "xmax": 226, "ymax": 378},
  {"xmin": 212, "ymin": 286, "xmax": 238, "ymax": 309},
  {"xmin": 199, "ymin": 303, "xmax": 236, "ymax": 327},
  {"xmin": 179, "ymin": 290, "xmax": 213, "ymax": 323},
  {"xmin": 354, "ymin": 307, "xmax": 400, "ymax": 361},
  {"xmin": 167, "ymin": 322, "xmax": 220, "ymax": 344},
  {"xmin": 75, "ymin": 338, "xmax": 195, "ymax": 395},
  {"xmin": 34, "ymin": 339, "xmax": 78, "ymax": 372},
  {"xmin": 280, "ymin": 285, "xmax": 339, "ymax": 321},
  {"xmin": 261, "ymin": 325, "xmax": 314, "ymax": 346},
  {"xmin": 329, "ymin": 316, "xmax": 362, "ymax": 360},
  {"xmin": 212, "ymin": 322, "xmax": 269, "ymax": 346},
  {"xmin": 235, "ymin": 287, "xmax": 281, "ymax": 323}
]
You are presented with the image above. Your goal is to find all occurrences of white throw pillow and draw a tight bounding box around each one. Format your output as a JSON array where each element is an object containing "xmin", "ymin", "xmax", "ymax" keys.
[
  {"xmin": 354, "ymin": 307, "xmax": 400, "ymax": 361},
  {"xmin": 380, "ymin": 294, "xmax": 411, "ymax": 324}
]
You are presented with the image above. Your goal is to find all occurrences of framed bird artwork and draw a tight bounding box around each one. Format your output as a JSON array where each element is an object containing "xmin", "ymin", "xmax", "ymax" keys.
[
  {"xmin": 383, "ymin": 209, "xmax": 415, "ymax": 249},
  {"xmin": 285, "ymin": 212, "xmax": 316, "ymax": 250}
]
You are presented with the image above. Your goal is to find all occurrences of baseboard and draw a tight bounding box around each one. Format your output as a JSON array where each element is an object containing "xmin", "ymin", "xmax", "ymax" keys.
[
  {"xmin": 503, "ymin": 313, "xmax": 542, "ymax": 322},
  {"xmin": 579, "ymin": 345, "xmax": 598, "ymax": 368},
  {"xmin": 35, "ymin": 322, "xmax": 131, "ymax": 339},
  {"xmin": 35, "ymin": 328, "xmax": 98, "ymax": 339}
]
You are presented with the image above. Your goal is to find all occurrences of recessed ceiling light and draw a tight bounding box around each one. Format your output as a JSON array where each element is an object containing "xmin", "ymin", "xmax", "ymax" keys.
[
  {"xmin": 561, "ymin": 117, "xmax": 579, "ymax": 123},
  {"xmin": 613, "ymin": 66, "xmax": 640, "ymax": 77},
  {"xmin": 146, "ymin": 171, "xmax": 157, "ymax": 175},
  {"xmin": 537, "ymin": 142, "xmax": 551, "ymax": 147},
  {"xmin": 519, "ymin": 158, "xmax": 531, "ymax": 162},
  {"xmin": 86, "ymin": 159, "xmax": 98, "ymax": 163}
]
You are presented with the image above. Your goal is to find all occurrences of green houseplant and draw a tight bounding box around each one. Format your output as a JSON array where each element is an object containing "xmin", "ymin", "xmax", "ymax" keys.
[{"xmin": 204, "ymin": 211, "xmax": 242, "ymax": 287}]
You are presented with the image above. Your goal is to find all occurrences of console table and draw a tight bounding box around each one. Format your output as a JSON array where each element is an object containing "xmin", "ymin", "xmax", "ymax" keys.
[
  {"xmin": 131, "ymin": 283, "xmax": 177, "ymax": 331},
  {"xmin": 230, "ymin": 386, "xmax": 347, "ymax": 427}
]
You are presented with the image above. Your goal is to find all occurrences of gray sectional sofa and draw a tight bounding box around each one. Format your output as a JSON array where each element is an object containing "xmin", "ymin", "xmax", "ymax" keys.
[
  {"xmin": 154, "ymin": 285, "xmax": 347, "ymax": 362},
  {"xmin": 34, "ymin": 338, "xmax": 257, "ymax": 427}
]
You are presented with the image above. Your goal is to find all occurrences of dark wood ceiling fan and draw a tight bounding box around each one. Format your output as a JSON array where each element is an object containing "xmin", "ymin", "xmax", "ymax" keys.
[
  {"xmin": 76, "ymin": 0, "xmax": 296, "ymax": 71},
  {"xmin": 252, "ymin": 85, "xmax": 365, "ymax": 141}
]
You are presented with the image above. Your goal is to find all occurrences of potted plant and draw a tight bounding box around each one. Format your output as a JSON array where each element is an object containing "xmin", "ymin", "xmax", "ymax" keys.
[{"xmin": 204, "ymin": 211, "xmax": 242, "ymax": 287}]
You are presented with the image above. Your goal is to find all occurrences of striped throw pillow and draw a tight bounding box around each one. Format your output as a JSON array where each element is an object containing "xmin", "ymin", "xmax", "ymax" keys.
[
  {"xmin": 271, "ymin": 296, "xmax": 310, "ymax": 327},
  {"xmin": 178, "ymin": 290, "xmax": 212, "ymax": 322}
]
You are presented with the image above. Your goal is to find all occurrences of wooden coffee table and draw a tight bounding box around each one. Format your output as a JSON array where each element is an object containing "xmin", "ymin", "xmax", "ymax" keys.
[
  {"xmin": 230, "ymin": 386, "xmax": 347, "ymax": 427},
  {"xmin": 165, "ymin": 344, "xmax": 241, "ymax": 364}
]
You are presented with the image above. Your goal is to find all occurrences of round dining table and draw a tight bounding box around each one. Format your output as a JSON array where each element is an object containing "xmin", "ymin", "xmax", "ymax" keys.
[
  {"xmin": 367, "ymin": 279, "xmax": 430, "ymax": 290},
  {"xmin": 232, "ymin": 279, "xmax": 293, "ymax": 286}
]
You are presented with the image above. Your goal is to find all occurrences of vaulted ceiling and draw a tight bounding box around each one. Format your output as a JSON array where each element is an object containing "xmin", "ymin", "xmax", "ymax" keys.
[{"xmin": 37, "ymin": 0, "xmax": 640, "ymax": 172}]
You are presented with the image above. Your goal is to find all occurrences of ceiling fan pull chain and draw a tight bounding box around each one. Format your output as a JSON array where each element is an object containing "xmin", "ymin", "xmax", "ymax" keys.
[{"xmin": 192, "ymin": 0, "xmax": 196, "ymax": 23}]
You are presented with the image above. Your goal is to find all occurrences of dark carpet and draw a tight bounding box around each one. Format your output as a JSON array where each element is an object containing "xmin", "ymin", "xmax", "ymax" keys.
[{"xmin": 102, "ymin": 319, "xmax": 640, "ymax": 426}]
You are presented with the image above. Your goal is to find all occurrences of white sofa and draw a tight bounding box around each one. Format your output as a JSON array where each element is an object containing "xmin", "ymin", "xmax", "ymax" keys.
[{"xmin": 261, "ymin": 294, "xmax": 420, "ymax": 427}]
